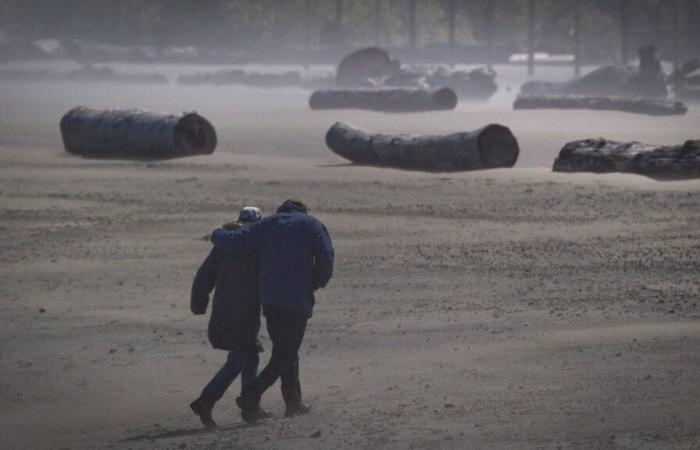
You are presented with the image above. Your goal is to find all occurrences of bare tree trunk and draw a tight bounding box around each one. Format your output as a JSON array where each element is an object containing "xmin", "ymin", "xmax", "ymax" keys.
[
  {"xmin": 447, "ymin": 0, "xmax": 456, "ymax": 64},
  {"xmin": 304, "ymin": 0, "xmax": 312, "ymax": 61},
  {"xmin": 309, "ymin": 87, "xmax": 458, "ymax": 111},
  {"xmin": 409, "ymin": 0, "xmax": 417, "ymax": 51},
  {"xmin": 325, "ymin": 121, "xmax": 519, "ymax": 171},
  {"xmin": 528, "ymin": 0, "xmax": 535, "ymax": 76},
  {"xmin": 60, "ymin": 107, "xmax": 217, "ymax": 158},
  {"xmin": 374, "ymin": 0, "xmax": 382, "ymax": 45},
  {"xmin": 687, "ymin": 0, "xmax": 700, "ymax": 57},
  {"xmin": 553, "ymin": 138, "xmax": 700, "ymax": 179},
  {"xmin": 573, "ymin": 0, "xmax": 581, "ymax": 77},
  {"xmin": 619, "ymin": 0, "xmax": 629, "ymax": 64},
  {"xmin": 485, "ymin": 0, "xmax": 495, "ymax": 71},
  {"xmin": 673, "ymin": 0, "xmax": 680, "ymax": 69}
]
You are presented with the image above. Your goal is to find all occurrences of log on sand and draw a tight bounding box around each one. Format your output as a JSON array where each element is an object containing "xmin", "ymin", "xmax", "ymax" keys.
[
  {"xmin": 513, "ymin": 95, "xmax": 687, "ymax": 116},
  {"xmin": 553, "ymin": 138, "xmax": 700, "ymax": 179},
  {"xmin": 325, "ymin": 122, "xmax": 519, "ymax": 171},
  {"xmin": 60, "ymin": 107, "xmax": 217, "ymax": 158},
  {"xmin": 309, "ymin": 88, "xmax": 458, "ymax": 112}
]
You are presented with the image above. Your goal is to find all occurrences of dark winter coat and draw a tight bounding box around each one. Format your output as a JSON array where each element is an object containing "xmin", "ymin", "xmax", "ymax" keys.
[
  {"xmin": 191, "ymin": 247, "xmax": 262, "ymax": 353},
  {"xmin": 210, "ymin": 202, "xmax": 334, "ymax": 318}
]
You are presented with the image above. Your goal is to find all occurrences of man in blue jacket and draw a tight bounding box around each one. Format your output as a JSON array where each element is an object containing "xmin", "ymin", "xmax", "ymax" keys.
[
  {"xmin": 190, "ymin": 206, "xmax": 265, "ymax": 429},
  {"xmin": 210, "ymin": 199, "xmax": 334, "ymax": 423}
]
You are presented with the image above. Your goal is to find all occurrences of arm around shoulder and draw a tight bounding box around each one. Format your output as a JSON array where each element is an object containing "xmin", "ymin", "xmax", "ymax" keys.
[{"xmin": 210, "ymin": 223, "xmax": 261, "ymax": 254}]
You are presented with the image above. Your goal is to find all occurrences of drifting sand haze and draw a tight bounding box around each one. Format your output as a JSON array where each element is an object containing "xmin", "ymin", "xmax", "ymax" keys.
[{"xmin": 1, "ymin": 69, "xmax": 699, "ymax": 449}]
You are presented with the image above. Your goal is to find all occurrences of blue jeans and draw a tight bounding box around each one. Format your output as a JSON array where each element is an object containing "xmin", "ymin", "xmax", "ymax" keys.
[
  {"xmin": 239, "ymin": 310, "xmax": 306, "ymax": 408},
  {"xmin": 199, "ymin": 350, "xmax": 259, "ymax": 409}
]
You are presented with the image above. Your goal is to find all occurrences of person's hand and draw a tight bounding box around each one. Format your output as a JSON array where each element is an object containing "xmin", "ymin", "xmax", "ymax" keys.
[{"xmin": 222, "ymin": 221, "xmax": 243, "ymax": 230}]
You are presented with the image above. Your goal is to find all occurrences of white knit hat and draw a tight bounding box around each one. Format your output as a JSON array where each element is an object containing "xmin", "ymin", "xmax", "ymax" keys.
[{"xmin": 238, "ymin": 206, "xmax": 263, "ymax": 223}]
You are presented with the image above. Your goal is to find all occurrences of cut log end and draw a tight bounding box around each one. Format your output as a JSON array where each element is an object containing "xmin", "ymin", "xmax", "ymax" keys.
[
  {"xmin": 174, "ymin": 113, "xmax": 217, "ymax": 155},
  {"xmin": 477, "ymin": 125, "xmax": 520, "ymax": 168},
  {"xmin": 432, "ymin": 87, "xmax": 458, "ymax": 110}
]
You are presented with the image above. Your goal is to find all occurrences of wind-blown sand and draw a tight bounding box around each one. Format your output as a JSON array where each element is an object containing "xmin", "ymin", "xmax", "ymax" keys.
[{"xmin": 1, "ymin": 67, "xmax": 699, "ymax": 449}]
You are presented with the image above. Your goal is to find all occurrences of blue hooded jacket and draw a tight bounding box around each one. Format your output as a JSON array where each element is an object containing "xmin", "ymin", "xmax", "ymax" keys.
[
  {"xmin": 211, "ymin": 202, "xmax": 334, "ymax": 317},
  {"xmin": 191, "ymin": 247, "xmax": 262, "ymax": 353}
]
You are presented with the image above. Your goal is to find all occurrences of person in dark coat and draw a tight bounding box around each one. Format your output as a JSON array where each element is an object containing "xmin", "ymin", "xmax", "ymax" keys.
[
  {"xmin": 210, "ymin": 199, "xmax": 334, "ymax": 423},
  {"xmin": 189, "ymin": 206, "xmax": 265, "ymax": 429}
]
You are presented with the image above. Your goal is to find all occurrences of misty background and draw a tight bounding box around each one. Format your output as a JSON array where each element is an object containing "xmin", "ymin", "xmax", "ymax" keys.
[{"xmin": 1, "ymin": 0, "xmax": 699, "ymax": 65}]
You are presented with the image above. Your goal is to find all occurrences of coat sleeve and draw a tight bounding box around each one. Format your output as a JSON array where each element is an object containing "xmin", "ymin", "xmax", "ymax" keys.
[
  {"xmin": 191, "ymin": 248, "xmax": 217, "ymax": 315},
  {"xmin": 311, "ymin": 220, "xmax": 334, "ymax": 290},
  {"xmin": 210, "ymin": 222, "xmax": 262, "ymax": 254}
]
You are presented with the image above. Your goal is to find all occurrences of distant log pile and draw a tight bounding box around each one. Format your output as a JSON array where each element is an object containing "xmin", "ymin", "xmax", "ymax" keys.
[
  {"xmin": 325, "ymin": 122, "xmax": 519, "ymax": 171},
  {"xmin": 513, "ymin": 95, "xmax": 687, "ymax": 116},
  {"xmin": 60, "ymin": 107, "xmax": 217, "ymax": 159},
  {"xmin": 177, "ymin": 69, "xmax": 335, "ymax": 89},
  {"xmin": 553, "ymin": 138, "xmax": 700, "ymax": 179},
  {"xmin": 0, "ymin": 66, "xmax": 167, "ymax": 84},
  {"xmin": 309, "ymin": 87, "xmax": 457, "ymax": 112},
  {"xmin": 384, "ymin": 66, "xmax": 497, "ymax": 100},
  {"xmin": 336, "ymin": 46, "xmax": 497, "ymax": 100}
]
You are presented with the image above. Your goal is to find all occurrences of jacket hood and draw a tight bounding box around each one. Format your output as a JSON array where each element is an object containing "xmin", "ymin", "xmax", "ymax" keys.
[{"xmin": 276, "ymin": 201, "xmax": 307, "ymax": 215}]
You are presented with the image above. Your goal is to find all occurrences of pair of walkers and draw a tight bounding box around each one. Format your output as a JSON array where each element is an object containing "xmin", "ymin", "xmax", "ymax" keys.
[{"xmin": 189, "ymin": 199, "xmax": 334, "ymax": 427}]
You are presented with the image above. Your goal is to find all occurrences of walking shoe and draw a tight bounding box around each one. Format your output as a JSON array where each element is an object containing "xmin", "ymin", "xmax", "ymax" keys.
[
  {"xmin": 284, "ymin": 402, "xmax": 311, "ymax": 418},
  {"xmin": 240, "ymin": 405, "xmax": 273, "ymax": 424},
  {"xmin": 190, "ymin": 399, "xmax": 217, "ymax": 429}
]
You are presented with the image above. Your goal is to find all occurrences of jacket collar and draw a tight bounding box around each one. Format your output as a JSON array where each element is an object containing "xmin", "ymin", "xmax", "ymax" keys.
[{"xmin": 276, "ymin": 202, "xmax": 307, "ymax": 215}]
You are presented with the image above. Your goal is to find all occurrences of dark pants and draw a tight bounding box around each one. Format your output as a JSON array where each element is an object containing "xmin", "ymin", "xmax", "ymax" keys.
[
  {"xmin": 240, "ymin": 308, "xmax": 307, "ymax": 408},
  {"xmin": 199, "ymin": 350, "xmax": 259, "ymax": 409}
]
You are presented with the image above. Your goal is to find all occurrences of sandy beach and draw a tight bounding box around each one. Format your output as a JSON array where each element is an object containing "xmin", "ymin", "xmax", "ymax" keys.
[{"xmin": 1, "ymin": 68, "xmax": 699, "ymax": 449}]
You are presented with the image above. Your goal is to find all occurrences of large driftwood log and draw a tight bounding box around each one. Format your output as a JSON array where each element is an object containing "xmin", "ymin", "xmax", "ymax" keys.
[
  {"xmin": 309, "ymin": 87, "xmax": 457, "ymax": 112},
  {"xmin": 60, "ymin": 107, "xmax": 217, "ymax": 158},
  {"xmin": 336, "ymin": 47, "xmax": 401, "ymax": 87},
  {"xmin": 513, "ymin": 95, "xmax": 687, "ymax": 116},
  {"xmin": 553, "ymin": 138, "xmax": 700, "ymax": 179},
  {"xmin": 325, "ymin": 122, "xmax": 519, "ymax": 171},
  {"xmin": 520, "ymin": 47, "xmax": 667, "ymax": 99}
]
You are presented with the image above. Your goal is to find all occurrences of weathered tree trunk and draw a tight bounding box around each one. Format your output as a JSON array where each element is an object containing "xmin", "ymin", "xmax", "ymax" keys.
[
  {"xmin": 60, "ymin": 107, "xmax": 217, "ymax": 158},
  {"xmin": 553, "ymin": 138, "xmax": 700, "ymax": 179},
  {"xmin": 325, "ymin": 121, "xmax": 519, "ymax": 171},
  {"xmin": 309, "ymin": 87, "xmax": 457, "ymax": 112},
  {"xmin": 513, "ymin": 95, "xmax": 687, "ymax": 116}
]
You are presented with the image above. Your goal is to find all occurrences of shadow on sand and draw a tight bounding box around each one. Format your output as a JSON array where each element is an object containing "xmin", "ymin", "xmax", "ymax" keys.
[
  {"xmin": 315, "ymin": 162, "xmax": 355, "ymax": 168},
  {"xmin": 121, "ymin": 422, "xmax": 252, "ymax": 443}
]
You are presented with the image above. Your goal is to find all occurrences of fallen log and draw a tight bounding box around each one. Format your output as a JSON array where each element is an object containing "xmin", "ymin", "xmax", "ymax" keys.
[
  {"xmin": 60, "ymin": 107, "xmax": 217, "ymax": 158},
  {"xmin": 553, "ymin": 138, "xmax": 700, "ymax": 179},
  {"xmin": 325, "ymin": 121, "xmax": 519, "ymax": 171},
  {"xmin": 513, "ymin": 95, "xmax": 687, "ymax": 116},
  {"xmin": 520, "ymin": 65, "xmax": 635, "ymax": 97},
  {"xmin": 309, "ymin": 87, "xmax": 457, "ymax": 112},
  {"xmin": 519, "ymin": 47, "xmax": 668, "ymax": 99}
]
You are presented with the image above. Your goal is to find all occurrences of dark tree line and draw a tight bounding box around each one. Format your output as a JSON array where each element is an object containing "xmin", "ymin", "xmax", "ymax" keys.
[{"xmin": 1, "ymin": 0, "xmax": 698, "ymax": 62}]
